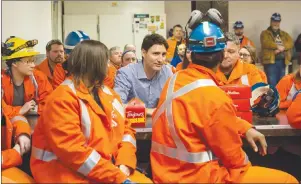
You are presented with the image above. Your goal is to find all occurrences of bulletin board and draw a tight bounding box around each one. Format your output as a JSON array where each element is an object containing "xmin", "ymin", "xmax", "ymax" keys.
[{"xmin": 133, "ymin": 13, "xmax": 166, "ymax": 59}]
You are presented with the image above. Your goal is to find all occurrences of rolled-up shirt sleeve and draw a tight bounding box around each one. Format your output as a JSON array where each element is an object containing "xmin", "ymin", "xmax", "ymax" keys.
[{"xmin": 114, "ymin": 69, "xmax": 132, "ymax": 104}]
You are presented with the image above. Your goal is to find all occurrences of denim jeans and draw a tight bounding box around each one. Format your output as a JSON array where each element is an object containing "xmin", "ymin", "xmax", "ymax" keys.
[{"xmin": 264, "ymin": 59, "xmax": 286, "ymax": 87}]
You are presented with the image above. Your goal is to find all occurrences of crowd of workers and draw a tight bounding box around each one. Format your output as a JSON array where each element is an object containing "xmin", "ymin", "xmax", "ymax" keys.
[{"xmin": 1, "ymin": 8, "xmax": 301, "ymax": 183}]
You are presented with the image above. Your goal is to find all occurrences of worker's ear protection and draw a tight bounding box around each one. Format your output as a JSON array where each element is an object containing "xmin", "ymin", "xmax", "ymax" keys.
[
  {"xmin": 182, "ymin": 10, "xmax": 203, "ymax": 69},
  {"xmin": 205, "ymin": 8, "xmax": 224, "ymax": 26},
  {"xmin": 188, "ymin": 10, "xmax": 204, "ymax": 30},
  {"xmin": 188, "ymin": 8, "xmax": 224, "ymax": 30}
]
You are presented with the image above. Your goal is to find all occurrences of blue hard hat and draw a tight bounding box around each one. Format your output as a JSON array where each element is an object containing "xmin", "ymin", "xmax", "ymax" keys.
[
  {"xmin": 251, "ymin": 82, "xmax": 280, "ymax": 117},
  {"xmin": 233, "ymin": 21, "xmax": 244, "ymax": 29},
  {"xmin": 64, "ymin": 30, "xmax": 90, "ymax": 54},
  {"xmin": 271, "ymin": 13, "xmax": 281, "ymax": 22},
  {"xmin": 188, "ymin": 21, "xmax": 226, "ymax": 53}
]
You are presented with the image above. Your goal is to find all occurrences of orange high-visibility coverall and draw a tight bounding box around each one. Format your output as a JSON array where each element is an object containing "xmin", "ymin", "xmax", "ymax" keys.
[
  {"xmin": 166, "ymin": 37, "xmax": 185, "ymax": 61},
  {"xmin": 52, "ymin": 63, "xmax": 116, "ymax": 89},
  {"xmin": 175, "ymin": 61, "xmax": 193, "ymax": 72},
  {"xmin": 240, "ymin": 36, "xmax": 255, "ymax": 48},
  {"xmin": 1, "ymin": 69, "xmax": 53, "ymax": 116},
  {"xmin": 51, "ymin": 63, "xmax": 65, "ymax": 89},
  {"xmin": 258, "ymin": 69, "xmax": 268, "ymax": 83},
  {"xmin": 276, "ymin": 74, "xmax": 301, "ymax": 109},
  {"xmin": 216, "ymin": 60, "xmax": 263, "ymax": 86},
  {"xmin": 1, "ymin": 103, "xmax": 35, "ymax": 183},
  {"xmin": 286, "ymin": 91, "xmax": 301, "ymax": 129},
  {"xmin": 151, "ymin": 63, "xmax": 298, "ymax": 183},
  {"xmin": 105, "ymin": 63, "xmax": 119, "ymax": 88},
  {"xmin": 35, "ymin": 58, "xmax": 53, "ymax": 84},
  {"xmin": 30, "ymin": 77, "xmax": 152, "ymax": 183}
]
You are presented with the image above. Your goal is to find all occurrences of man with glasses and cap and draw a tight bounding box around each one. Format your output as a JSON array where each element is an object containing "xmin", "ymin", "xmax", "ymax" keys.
[
  {"xmin": 233, "ymin": 21, "xmax": 255, "ymax": 48},
  {"xmin": 260, "ymin": 13, "xmax": 293, "ymax": 87}
]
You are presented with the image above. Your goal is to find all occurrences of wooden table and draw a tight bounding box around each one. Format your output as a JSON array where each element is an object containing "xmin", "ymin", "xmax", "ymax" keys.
[
  {"xmin": 135, "ymin": 112, "xmax": 301, "ymax": 140},
  {"xmin": 26, "ymin": 111, "xmax": 301, "ymax": 156},
  {"xmin": 26, "ymin": 111, "xmax": 301, "ymax": 139}
]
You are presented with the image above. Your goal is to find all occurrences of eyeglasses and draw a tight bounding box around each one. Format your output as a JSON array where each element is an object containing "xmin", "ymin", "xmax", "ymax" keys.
[
  {"xmin": 20, "ymin": 57, "xmax": 37, "ymax": 64},
  {"xmin": 239, "ymin": 53, "xmax": 250, "ymax": 58},
  {"xmin": 125, "ymin": 57, "xmax": 137, "ymax": 62}
]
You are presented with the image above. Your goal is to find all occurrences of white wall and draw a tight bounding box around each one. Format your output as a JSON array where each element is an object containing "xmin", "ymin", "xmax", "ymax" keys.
[
  {"xmin": 63, "ymin": 1, "xmax": 166, "ymax": 51},
  {"xmin": 63, "ymin": 1, "xmax": 191, "ymax": 43},
  {"xmin": 64, "ymin": 1, "xmax": 165, "ymax": 15},
  {"xmin": 2, "ymin": 1, "xmax": 52, "ymax": 54},
  {"xmin": 51, "ymin": 1, "xmax": 63, "ymax": 41},
  {"xmin": 229, "ymin": 1, "xmax": 301, "ymax": 50},
  {"xmin": 165, "ymin": 1, "xmax": 191, "ymax": 35}
]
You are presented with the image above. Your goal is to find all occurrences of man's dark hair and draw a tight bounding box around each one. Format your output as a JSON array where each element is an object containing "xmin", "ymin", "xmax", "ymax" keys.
[
  {"xmin": 173, "ymin": 24, "xmax": 183, "ymax": 30},
  {"xmin": 67, "ymin": 40, "xmax": 108, "ymax": 87},
  {"xmin": 46, "ymin": 39, "xmax": 63, "ymax": 52},
  {"xmin": 141, "ymin": 34, "xmax": 168, "ymax": 52},
  {"xmin": 191, "ymin": 51, "xmax": 224, "ymax": 69}
]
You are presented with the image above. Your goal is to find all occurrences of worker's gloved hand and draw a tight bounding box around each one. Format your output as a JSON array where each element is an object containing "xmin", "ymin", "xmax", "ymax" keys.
[
  {"xmin": 16, "ymin": 134, "xmax": 31, "ymax": 155},
  {"xmin": 13, "ymin": 144, "xmax": 21, "ymax": 155},
  {"xmin": 245, "ymin": 128, "xmax": 267, "ymax": 156},
  {"xmin": 122, "ymin": 179, "xmax": 136, "ymax": 184},
  {"xmin": 119, "ymin": 164, "xmax": 131, "ymax": 176}
]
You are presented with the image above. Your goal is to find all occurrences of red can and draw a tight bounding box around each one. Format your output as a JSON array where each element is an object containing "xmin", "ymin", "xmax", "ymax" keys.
[{"xmin": 125, "ymin": 98, "xmax": 146, "ymax": 128}]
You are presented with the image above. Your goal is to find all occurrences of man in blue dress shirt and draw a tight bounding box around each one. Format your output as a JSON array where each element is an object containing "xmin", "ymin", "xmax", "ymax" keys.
[{"xmin": 114, "ymin": 34, "xmax": 173, "ymax": 111}]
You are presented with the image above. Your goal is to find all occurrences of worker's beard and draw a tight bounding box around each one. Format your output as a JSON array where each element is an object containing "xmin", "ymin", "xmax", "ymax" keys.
[
  {"xmin": 235, "ymin": 32, "xmax": 243, "ymax": 37},
  {"xmin": 219, "ymin": 59, "xmax": 236, "ymax": 74},
  {"xmin": 49, "ymin": 56, "xmax": 64, "ymax": 64}
]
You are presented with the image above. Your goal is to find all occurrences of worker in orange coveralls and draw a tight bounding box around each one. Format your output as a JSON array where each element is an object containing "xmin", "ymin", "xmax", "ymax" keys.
[
  {"xmin": 216, "ymin": 32, "xmax": 263, "ymax": 86},
  {"xmin": 30, "ymin": 40, "xmax": 152, "ymax": 183},
  {"xmin": 52, "ymin": 30, "xmax": 116, "ymax": 89},
  {"xmin": 150, "ymin": 9, "xmax": 298, "ymax": 184},
  {"xmin": 276, "ymin": 64, "xmax": 301, "ymax": 109},
  {"xmin": 286, "ymin": 89, "xmax": 301, "ymax": 129},
  {"xmin": 1, "ymin": 37, "xmax": 53, "ymax": 116},
  {"xmin": 1, "ymin": 99, "xmax": 35, "ymax": 183}
]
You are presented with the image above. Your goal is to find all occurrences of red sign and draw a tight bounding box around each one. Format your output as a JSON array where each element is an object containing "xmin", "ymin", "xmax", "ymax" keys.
[
  {"xmin": 220, "ymin": 85, "xmax": 251, "ymax": 99},
  {"xmin": 204, "ymin": 37, "xmax": 216, "ymax": 47},
  {"xmin": 125, "ymin": 98, "xmax": 146, "ymax": 128},
  {"xmin": 232, "ymin": 99, "xmax": 251, "ymax": 112}
]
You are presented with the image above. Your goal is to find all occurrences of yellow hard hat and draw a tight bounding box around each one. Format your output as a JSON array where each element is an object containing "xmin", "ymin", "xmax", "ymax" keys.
[{"xmin": 2, "ymin": 36, "xmax": 40, "ymax": 61}]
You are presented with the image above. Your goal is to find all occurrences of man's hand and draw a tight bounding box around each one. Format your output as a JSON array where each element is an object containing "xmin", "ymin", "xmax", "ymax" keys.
[
  {"xmin": 146, "ymin": 108, "xmax": 155, "ymax": 116},
  {"xmin": 274, "ymin": 49, "xmax": 281, "ymax": 54},
  {"xmin": 19, "ymin": 100, "xmax": 36, "ymax": 115},
  {"xmin": 16, "ymin": 134, "xmax": 31, "ymax": 155},
  {"xmin": 13, "ymin": 144, "xmax": 22, "ymax": 156},
  {"xmin": 119, "ymin": 164, "xmax": 131, "ymax": 176},
  {"xmin": 277, "ymin": 45, "xmax": 285, "ymax": 52},
  {"xmin": 245, "ymin": 128, "xmax": 267, "ymax": 156}
]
